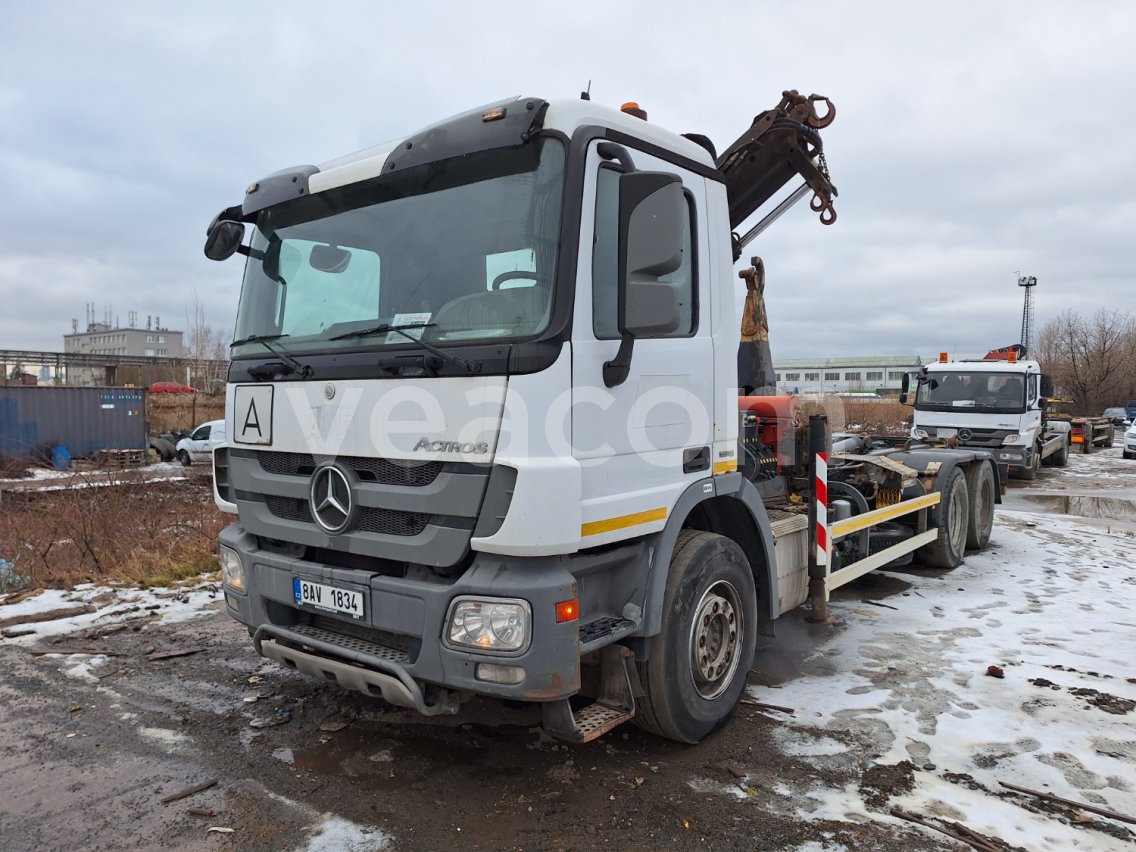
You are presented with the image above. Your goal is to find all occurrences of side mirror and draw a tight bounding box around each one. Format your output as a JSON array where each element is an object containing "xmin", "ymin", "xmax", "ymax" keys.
[
  {"xmin": 1040, "ymin": 375, "xmax": 1054, "ymax": 398},
  {"xmin": 618, "ymin": 171, "xmax": 685, "ymax": 337},
  {"xmin": 204, "ymin": 220, "xmax": 246, "ymax": 261},
  {"xmin": 899, "ymin": 373, "xmax": 911, "ymax": 405}
]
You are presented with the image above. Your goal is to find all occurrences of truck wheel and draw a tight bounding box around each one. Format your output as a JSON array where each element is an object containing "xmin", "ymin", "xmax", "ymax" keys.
[
  {"xmin": 963, "ymin": 463, "xmax": 995, "ymax": 550},
  {"xmin": 918, "ymin": 468, "xmax": 969, "ymax": 569},
  {"xmin": 1018, "ymin": 451, "xmax": 1040, "ymax": 481},
  {"xmin": 177, "ymin": 450, "xmax": 192, "ymax": 467},
  {"xmin": 634, "ymin": 530, "xmax": 757, "ymax": 743},
  {"xmin": 1082, "ymin": 436, "xmax": 1093, "ymax": 455},
  {"xmin": 1104, "ymin": 428, "xmax": 1114, "ymax": 448},
  {"xmin": 1052, "ymin": 436, "xmax": 1069, "ymax": 467}
]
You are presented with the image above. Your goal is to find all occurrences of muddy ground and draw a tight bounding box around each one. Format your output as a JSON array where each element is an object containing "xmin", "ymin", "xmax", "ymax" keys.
[{"xmin": 2, "ymin": 443, "xmax": 1133, "ymax": 851}]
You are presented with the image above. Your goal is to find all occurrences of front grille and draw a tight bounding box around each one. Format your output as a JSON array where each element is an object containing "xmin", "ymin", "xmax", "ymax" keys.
[
  {"xmin": 355, "ymin": 508, "xmax": 429, "ymax": 536},
  {"xmin": 266, "ymin": 495, "xmax": 312, "ymax": 523},
  {"xmin": 953, "ymin": 428, "xmax": 1012, "ymax": 449},
  {"xmin": 264, "ymin": 496, "xmax": 429, "ymax": 537},
  {"xmin": 257, "ymin": 451, "xmax": 442, "ymax": 486}
]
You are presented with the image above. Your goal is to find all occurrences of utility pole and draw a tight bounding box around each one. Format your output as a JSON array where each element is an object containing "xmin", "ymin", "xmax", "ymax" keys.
[{"xmin": 1017, "ymin": 274, "xmax": 1037, "ymax": 357}]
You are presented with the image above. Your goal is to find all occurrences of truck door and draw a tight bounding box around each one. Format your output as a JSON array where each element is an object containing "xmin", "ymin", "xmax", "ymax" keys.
[{"xmin": 570, "ymin": 140, "xmax": 714, "ymax": 545}]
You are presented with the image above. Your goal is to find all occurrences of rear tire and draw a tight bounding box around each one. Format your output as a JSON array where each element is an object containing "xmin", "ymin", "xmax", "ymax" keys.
[
  {"xmin": 918, "ymin": 468, "xmax": 969, "ymax": 569},
  {"xmin": 963, "ymin": 463, "xmax": 995, "ymax": 550},
  {"xmin": 1104, "ymin": 428, "xmax": 1114, "ymax": 448},
  {"xmin": 634, "ymin": 530, "xmax": 757, "ymax": 743}
]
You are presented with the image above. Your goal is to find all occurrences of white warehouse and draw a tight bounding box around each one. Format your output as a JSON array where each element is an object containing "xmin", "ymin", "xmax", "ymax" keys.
[{"xmin": 772, "ymin": 355, "xmax": 926, "ymax": 395}]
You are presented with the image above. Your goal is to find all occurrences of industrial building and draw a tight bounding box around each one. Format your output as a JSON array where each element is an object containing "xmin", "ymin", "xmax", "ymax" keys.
[{"xmin": 771, "ymin": 355, "xmax": 926, "ymax": 395}]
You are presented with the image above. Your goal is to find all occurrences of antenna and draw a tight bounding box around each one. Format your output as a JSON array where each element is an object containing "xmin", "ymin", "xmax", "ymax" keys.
[
  {"xmin": 1017, "ymin": 274, "xmax": 1037, "ymax": 357},
  {"xmin": 580, "ymin": 80, "xmax": 592, "ymax": 101}
]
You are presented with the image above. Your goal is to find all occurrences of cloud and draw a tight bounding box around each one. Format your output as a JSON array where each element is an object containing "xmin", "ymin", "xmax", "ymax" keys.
[{"xmin": 0, "ymin": 1, "xmax": 1133, "ymax": 362}]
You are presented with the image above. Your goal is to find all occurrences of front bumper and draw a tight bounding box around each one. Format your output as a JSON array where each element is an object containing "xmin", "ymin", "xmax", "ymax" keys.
[{"xmin": 220, "ymin": 524, "xmax": 581, "ymax": 708}]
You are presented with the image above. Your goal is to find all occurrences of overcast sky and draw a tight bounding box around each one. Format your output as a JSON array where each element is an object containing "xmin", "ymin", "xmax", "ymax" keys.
[{"xmin": 2, "ymin": 1, "xmax": 1133, "ymax": 361}]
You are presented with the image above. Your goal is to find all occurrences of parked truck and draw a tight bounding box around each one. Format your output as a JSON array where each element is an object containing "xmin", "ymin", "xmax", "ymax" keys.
[
  {"xmin": 204, "ymin": 91, "xmax": 1000, "ymax": 743},
  {"xmin": 904, "ymin": 345, "xmax": 1070, "ymax": 480}
]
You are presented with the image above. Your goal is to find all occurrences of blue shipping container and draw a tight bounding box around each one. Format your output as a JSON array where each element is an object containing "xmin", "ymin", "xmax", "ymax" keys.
[{"xmin": 0, "ymin": 387, "xmax": 146, "ymax": 458}]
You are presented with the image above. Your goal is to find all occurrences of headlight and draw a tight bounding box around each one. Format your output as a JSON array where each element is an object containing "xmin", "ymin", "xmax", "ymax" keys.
[
  {"xmin": 914, "ymin": 428, "xmax": 930, "ymax": 439},
  {"xmin": 445, "ymin": 597, "xmax": 531, "ymax": 653},
  {"xmin": 220, "ymin": 545, "xmax": 245, "ymax": 592}
]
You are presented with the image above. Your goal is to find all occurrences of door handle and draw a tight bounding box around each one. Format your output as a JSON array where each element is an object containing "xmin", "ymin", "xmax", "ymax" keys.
[{"xmin": 683, "ymin": 446, "xmax": 710, "ymax": 473}]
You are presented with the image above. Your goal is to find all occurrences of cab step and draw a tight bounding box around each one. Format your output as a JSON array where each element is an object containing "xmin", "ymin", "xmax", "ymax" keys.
[{"xmin": 542, "ymin": 644, "xmax": 636, "ymax": 743}]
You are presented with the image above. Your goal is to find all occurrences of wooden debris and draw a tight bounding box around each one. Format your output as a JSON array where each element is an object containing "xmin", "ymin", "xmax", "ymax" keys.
[
  {"xmin": 0, "ymin": 587, "xmax": 45, "ymax": 606},
  {"xmin": 998, "ymin": 780, "xmax": 1136, "ymax": 825},
  {"xmin": 890, "ymin": 807, "xmax": 1003, "ymax": 852},
  {"xmin": 862, "ymin": 599, "xmax": 899, "ymax": 610},
  {"xmin": 739, "ymin": 699, "xmax": 795, "ymax": 714},
  {"xmin": 206, "ymin": 826, "xmax": 235, "ymax": 834},
  {"xmin": 318, "ymin": 719, "xmax": 350, "ymax": 732},
  {"xmin": 160, "ymin": 778, "xmax": 218, "ymax": 805},
  {"xmin": 1, "ymin": 627, "xmax": 37, "ymax": 638},
  {"xmin": 146, "ymin": 647, "xmax": 207, "ymax": 662},
  {"xmin": 0, "ymin": 604, "xmax": 95, "ymax": 630},
  {"xmin": 187, "ymin": 807, "xmax": 215, "ymax": 817},
  {"xmin": 27, "ymin": 645, "xmax": 127, "ymax": 657}
]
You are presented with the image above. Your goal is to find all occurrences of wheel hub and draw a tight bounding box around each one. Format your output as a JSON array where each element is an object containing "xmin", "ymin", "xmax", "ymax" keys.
[{"xmin": 690, "ymin": 582, "xmax": 742, "ymax": 699}]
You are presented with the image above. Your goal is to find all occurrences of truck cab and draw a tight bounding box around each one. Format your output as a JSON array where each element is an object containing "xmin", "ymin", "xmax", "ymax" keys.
[
  {"xmin": 908, "ymin": 355, "xmax": 1067, "ymax": 479},
  {"xmin": 205, "ymin": 94, "xmax": 998, "ymax": 743}
]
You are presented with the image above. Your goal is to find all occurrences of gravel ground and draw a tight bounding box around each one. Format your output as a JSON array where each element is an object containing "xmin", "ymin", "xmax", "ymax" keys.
[{"xmin": 1, "ymin": 448, "xmax": 1133, "ymax": 851}]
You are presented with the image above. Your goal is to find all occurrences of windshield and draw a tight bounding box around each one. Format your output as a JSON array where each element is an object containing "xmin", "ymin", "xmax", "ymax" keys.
[
  {"xmin": 915, "ymin": 370, "xmax": 1028, "ymax": 413},
  {"xmin": 232, "ymin": 138, "xmax": 565, "ymax": 355}
]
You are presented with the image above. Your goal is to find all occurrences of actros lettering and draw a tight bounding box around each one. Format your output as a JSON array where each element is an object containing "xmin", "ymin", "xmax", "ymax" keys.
[{"xmin": 413, "ymin": 438, "xmax": 489, "ymax": 454}]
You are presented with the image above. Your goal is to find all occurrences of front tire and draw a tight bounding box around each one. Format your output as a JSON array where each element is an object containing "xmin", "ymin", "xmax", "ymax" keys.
[
  {"xmin": 964, "ymin": 463, "xmax": 995, "ymax": 550},
  {"xmin": 1018, "ymin": 450, "xmax": 1040, "ymax": 481},
  {"xmin": 177, "ymin": 450, "xmax": 192, "ymax": 467},
  {"xmin": 1052, "ymin": 436, "xmax": 1069, "ymax": 467},
  {"xmin": 918, "ymin": 468, "xmax": 969, "ymax": 569},
  {"xmin": 634, "ymin": 530, "xmax": 757, "ymax": 743}
]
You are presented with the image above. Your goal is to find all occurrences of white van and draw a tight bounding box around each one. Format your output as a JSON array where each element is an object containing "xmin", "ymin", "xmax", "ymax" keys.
[{"xmin": 175, "ymin": 419, "xmax": 226, "ymax": 466}]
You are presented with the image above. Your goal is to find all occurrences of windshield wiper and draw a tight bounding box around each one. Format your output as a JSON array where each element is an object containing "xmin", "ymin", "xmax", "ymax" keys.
[
  {"xmin": 231, "ymin": 333, "xmax": 312, "ymax": 378},
  {"xmin": 327, "ymin": 323, "xmax": 482, "ymax": 373}
]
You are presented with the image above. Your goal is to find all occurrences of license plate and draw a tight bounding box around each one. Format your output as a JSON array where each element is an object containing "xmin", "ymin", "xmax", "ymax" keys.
[{"xmin": 292, "ymin": 578, "xmax": 365, "ymax": 620}]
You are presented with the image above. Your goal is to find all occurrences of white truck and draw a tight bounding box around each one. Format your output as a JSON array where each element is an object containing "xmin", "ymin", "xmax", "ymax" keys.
[
  {"xmin": 905, "ymin": 346, "xmax": 1069, "ymax": 480},
  {"xmin": 204, "ymin": 92, "xmax": 1000, "ymax": 743}
]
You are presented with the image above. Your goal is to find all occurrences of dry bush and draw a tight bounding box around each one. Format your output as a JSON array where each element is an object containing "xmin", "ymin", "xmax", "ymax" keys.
[
  {"xmin": 148, "ymin": 395, "xmax": 225, "ymax": 435},
  {"xmin": 0, "ymin": 452, "xmax": 31, "ymax": 479},
  {"xmin": 792, "ymin": 397, "xmax": 912, "ymax": 436},
  {"xmin": 0, "ymin": 477, "xmax": 228, "ymax": 589}
]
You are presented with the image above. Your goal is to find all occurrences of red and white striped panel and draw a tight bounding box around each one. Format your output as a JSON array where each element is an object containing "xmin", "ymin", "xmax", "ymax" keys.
[{"xmin": 815, "ymin": 451, "xmax": 828, "ymax": 567}]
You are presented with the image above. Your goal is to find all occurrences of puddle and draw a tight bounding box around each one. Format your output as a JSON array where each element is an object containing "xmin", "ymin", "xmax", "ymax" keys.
[{"xmin": 1011, "ymin": 493, "xmax": 1136, "ymax": 522}]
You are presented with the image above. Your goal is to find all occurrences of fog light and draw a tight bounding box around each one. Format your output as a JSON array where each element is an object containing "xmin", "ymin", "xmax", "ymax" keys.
[
  {"xmin": 476, "ymin": 663, "xmax": 526, "ymax": 685},
  {"xmin": 220, "ymin": 545, "xmax": 245, "ymax": 592},
  {"xmin": 445, "ymin": 597, "xmax": 531, "ymax": 653}
]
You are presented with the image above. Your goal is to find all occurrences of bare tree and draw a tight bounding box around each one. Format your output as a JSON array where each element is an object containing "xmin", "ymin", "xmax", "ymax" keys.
[
  {"xmin": 184, "ymin": 292, "xmax": 229, "ymax": 394},
  {"xmin": 1036, "ymin": 308, "xmax": 1136, "ymax": 412}
]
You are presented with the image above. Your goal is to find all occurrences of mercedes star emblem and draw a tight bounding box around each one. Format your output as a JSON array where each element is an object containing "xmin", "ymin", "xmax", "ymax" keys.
[
  {"xmin": 309, "ymin": 464, "xmax": 354, "ymax": 534},
  {"xmin": 958, "ymin": 429, "xmax": 972, "ymax": 442}
]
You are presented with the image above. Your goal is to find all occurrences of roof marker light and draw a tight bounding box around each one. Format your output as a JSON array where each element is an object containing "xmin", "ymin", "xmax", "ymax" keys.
[
  {"xmin": 939, "ymin": 352, "xmax": 948, "ymax": 363},
  {"xmin": 481, "ymin": 107, "xmax": 506, "ymax": 122},
  {"xmin": 620, "ymin": 102, "xmax": 648, "ymax": 120}
]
